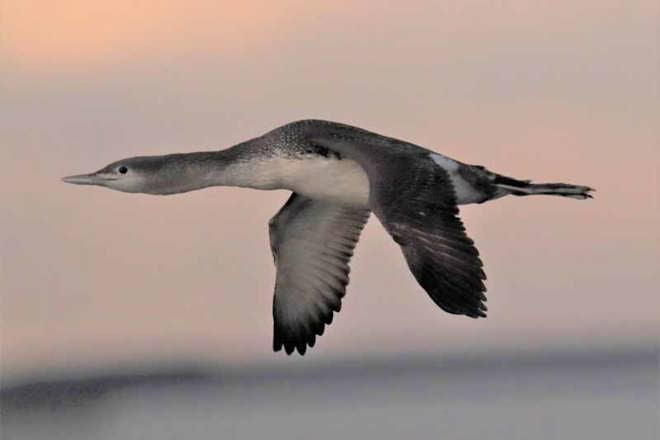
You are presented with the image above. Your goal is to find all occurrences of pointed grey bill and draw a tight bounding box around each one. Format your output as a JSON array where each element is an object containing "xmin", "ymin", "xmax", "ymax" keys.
[{"xmin": 61, "ymin": 173, "xmax": 116, "ymax": 185}]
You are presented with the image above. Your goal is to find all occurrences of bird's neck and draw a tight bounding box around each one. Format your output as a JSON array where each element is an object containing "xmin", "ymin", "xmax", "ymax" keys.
[{"xmin": 168, "ymin": 141, "xmax": 283, "ymax": 193}]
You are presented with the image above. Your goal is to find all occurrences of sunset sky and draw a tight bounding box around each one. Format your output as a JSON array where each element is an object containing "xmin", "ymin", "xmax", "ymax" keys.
[{"xmin": 2, "ymin": 0, "xmax": 657, "ymax": 381}]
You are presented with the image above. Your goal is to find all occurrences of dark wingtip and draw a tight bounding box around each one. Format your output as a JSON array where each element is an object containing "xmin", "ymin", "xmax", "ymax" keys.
[
  {"xmin": 273, "ymin": 324, "xmax": 326, "ymax": 356},
  {"xmin": 273, "ymin": 341, "xmax": 311, "ymax": 356},
  {"xmin": 468, "ymin": 308, "xmax": 488, "ymax": 319}
]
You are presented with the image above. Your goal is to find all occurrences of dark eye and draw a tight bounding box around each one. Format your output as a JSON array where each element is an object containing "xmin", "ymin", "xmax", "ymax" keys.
[{"xmin": 118, "ymin": 166, "xmax": 128, "ymax": 174}]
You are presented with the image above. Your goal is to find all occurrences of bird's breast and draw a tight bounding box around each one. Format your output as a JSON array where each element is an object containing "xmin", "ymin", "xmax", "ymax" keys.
[{"xmin": 275, "ymin": 156, "xmax": 370, "ymax": 207}]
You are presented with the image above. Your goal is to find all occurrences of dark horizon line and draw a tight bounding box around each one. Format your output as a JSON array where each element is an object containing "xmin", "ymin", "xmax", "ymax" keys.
[{"xmin": 2, "ymin": 345, "xmax": 657, "ymax": 410}]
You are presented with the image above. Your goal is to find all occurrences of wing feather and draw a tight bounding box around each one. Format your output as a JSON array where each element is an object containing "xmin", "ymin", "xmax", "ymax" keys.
[
  {"xmin": 269, "ymin": 193, "xmax": 369, "ymax": 355},
  {"xmin": 309, "ymin": 127, "xmax": 488, "ymax": 318}
]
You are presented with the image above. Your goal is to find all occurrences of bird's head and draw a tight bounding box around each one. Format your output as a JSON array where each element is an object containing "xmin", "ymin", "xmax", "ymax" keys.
[{"xmin": 62, "ymin": 154, "xmax": 216, "ymax": 195}]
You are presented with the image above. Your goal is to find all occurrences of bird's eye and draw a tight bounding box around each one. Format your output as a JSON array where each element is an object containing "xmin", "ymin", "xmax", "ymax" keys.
[{"xmin": 118, "ymin": 166, "xmax": 128, "ymax": 174}]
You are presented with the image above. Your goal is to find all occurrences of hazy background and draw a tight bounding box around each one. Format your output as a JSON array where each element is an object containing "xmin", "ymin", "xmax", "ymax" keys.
[{"xmin": 1, "ymin": 1, "xmax": 658, "ymax": 438}]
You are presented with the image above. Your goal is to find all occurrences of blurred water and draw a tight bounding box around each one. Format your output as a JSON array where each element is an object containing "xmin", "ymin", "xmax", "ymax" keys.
[{"xmin": 2, "ymin": 348, "xmax": 658, "ymax": 440}]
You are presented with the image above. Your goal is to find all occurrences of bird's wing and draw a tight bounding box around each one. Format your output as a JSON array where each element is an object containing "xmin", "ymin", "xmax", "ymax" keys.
[
  {"xmin": 269, "ymin": 193, "xmax": 370, "ymax": 355},
  {"xmin": 310, "ymin": 130, "xmax": 488, "ymax": 318}
]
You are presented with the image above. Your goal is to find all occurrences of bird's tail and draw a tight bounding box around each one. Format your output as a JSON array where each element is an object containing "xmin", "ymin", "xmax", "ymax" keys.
[{"xmin": 493, "ymin": 174, "xmax": 594, "ymax": 200}]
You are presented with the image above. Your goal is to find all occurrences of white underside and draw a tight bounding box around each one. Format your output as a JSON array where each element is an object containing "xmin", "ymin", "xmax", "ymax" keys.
[
  {"xmin": 282, "ymin": 157, "xmax": 371, "ymax": 206},
  {"xmin": 225, "ymin": 156, "xmax": 370, "ymax": 207},
  {"xmin": 226, "ymin": 153, "xmax": 483, "ymax": 207}
]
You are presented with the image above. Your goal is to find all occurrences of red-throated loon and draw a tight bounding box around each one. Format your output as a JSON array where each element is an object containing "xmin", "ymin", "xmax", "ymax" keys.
[{"xmin": 63, "ymin": 119, "xmax": 594, "ymax": 355}]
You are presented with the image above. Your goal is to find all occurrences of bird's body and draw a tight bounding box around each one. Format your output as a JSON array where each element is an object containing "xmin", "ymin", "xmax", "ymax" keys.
[
  {"xmin": 63, "ymin": 120, "xmax": 593, "ymax": 355},
  {"xmin": 240, "ymin": 153, "xmax": 370, "ymax": 206}
]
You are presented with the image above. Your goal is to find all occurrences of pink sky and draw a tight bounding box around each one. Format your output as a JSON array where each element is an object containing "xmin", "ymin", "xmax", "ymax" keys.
[{"xmin": 2, "ymin": 0, "xmax": 657, "ymax": 380}]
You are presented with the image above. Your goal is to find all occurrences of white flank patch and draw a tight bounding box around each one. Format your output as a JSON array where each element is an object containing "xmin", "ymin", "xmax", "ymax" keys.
[
  {"xmin": 429, "ymin": 153, "xmax": 485, "ymax": 204},
  {"xmin": 429, "ymin": 153, "xmax": 459, "ymax": 171}
]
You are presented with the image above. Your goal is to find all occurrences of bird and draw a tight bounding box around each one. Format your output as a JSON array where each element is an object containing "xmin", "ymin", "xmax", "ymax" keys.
[{"xmin": 63, "ymin": 119, "xmax": 594, "ymax": 355}]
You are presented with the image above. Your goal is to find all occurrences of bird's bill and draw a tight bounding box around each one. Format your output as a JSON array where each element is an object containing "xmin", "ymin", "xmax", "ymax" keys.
[{"xmin": 61, "ymin": 172, "xmax": 117, "ymax": 186}]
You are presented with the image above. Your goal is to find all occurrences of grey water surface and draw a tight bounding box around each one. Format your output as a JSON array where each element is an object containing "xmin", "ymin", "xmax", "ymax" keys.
[{"xmin": 2, "ymin": 347, "xmax": 658, "ymax": 440}]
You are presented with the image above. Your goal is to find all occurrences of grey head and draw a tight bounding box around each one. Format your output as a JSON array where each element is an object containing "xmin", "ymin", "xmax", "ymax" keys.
[{"xmin": 62, "ymin": 152, "xmax": 225, "ymax": 195}]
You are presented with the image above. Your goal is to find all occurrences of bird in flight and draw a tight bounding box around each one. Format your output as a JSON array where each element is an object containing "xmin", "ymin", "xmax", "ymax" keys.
[{"xmin": 63, "ymin": 120, "xmax": 593, "ymax": 355}]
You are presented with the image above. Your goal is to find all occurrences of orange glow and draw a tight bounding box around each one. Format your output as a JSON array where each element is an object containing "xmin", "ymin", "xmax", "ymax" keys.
[
  {"xmin": 2, "ymin": 0, "xmax": 656, "ymax": 379},
  {"xmin": 2, "ymin": 1, "xmax": 322, "ymax": 69}
]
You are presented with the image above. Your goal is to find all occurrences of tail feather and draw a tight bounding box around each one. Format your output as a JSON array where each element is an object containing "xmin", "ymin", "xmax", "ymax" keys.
[{"xmin": 493, "ymin": 175, "xmax": 594, "ymax": 200}]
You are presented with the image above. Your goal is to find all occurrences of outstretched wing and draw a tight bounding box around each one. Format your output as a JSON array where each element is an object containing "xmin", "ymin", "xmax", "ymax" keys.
[
  {"xmin": 269, "ymin": 193, "xmax": 370, "ymax": 355},
  {"xmin": 370, "ymin": 154, "xmax": 488, "ymax": 317},
  {"xmin": 310, "ymin": 127, "xmax": 488, "ymax": 318}
]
